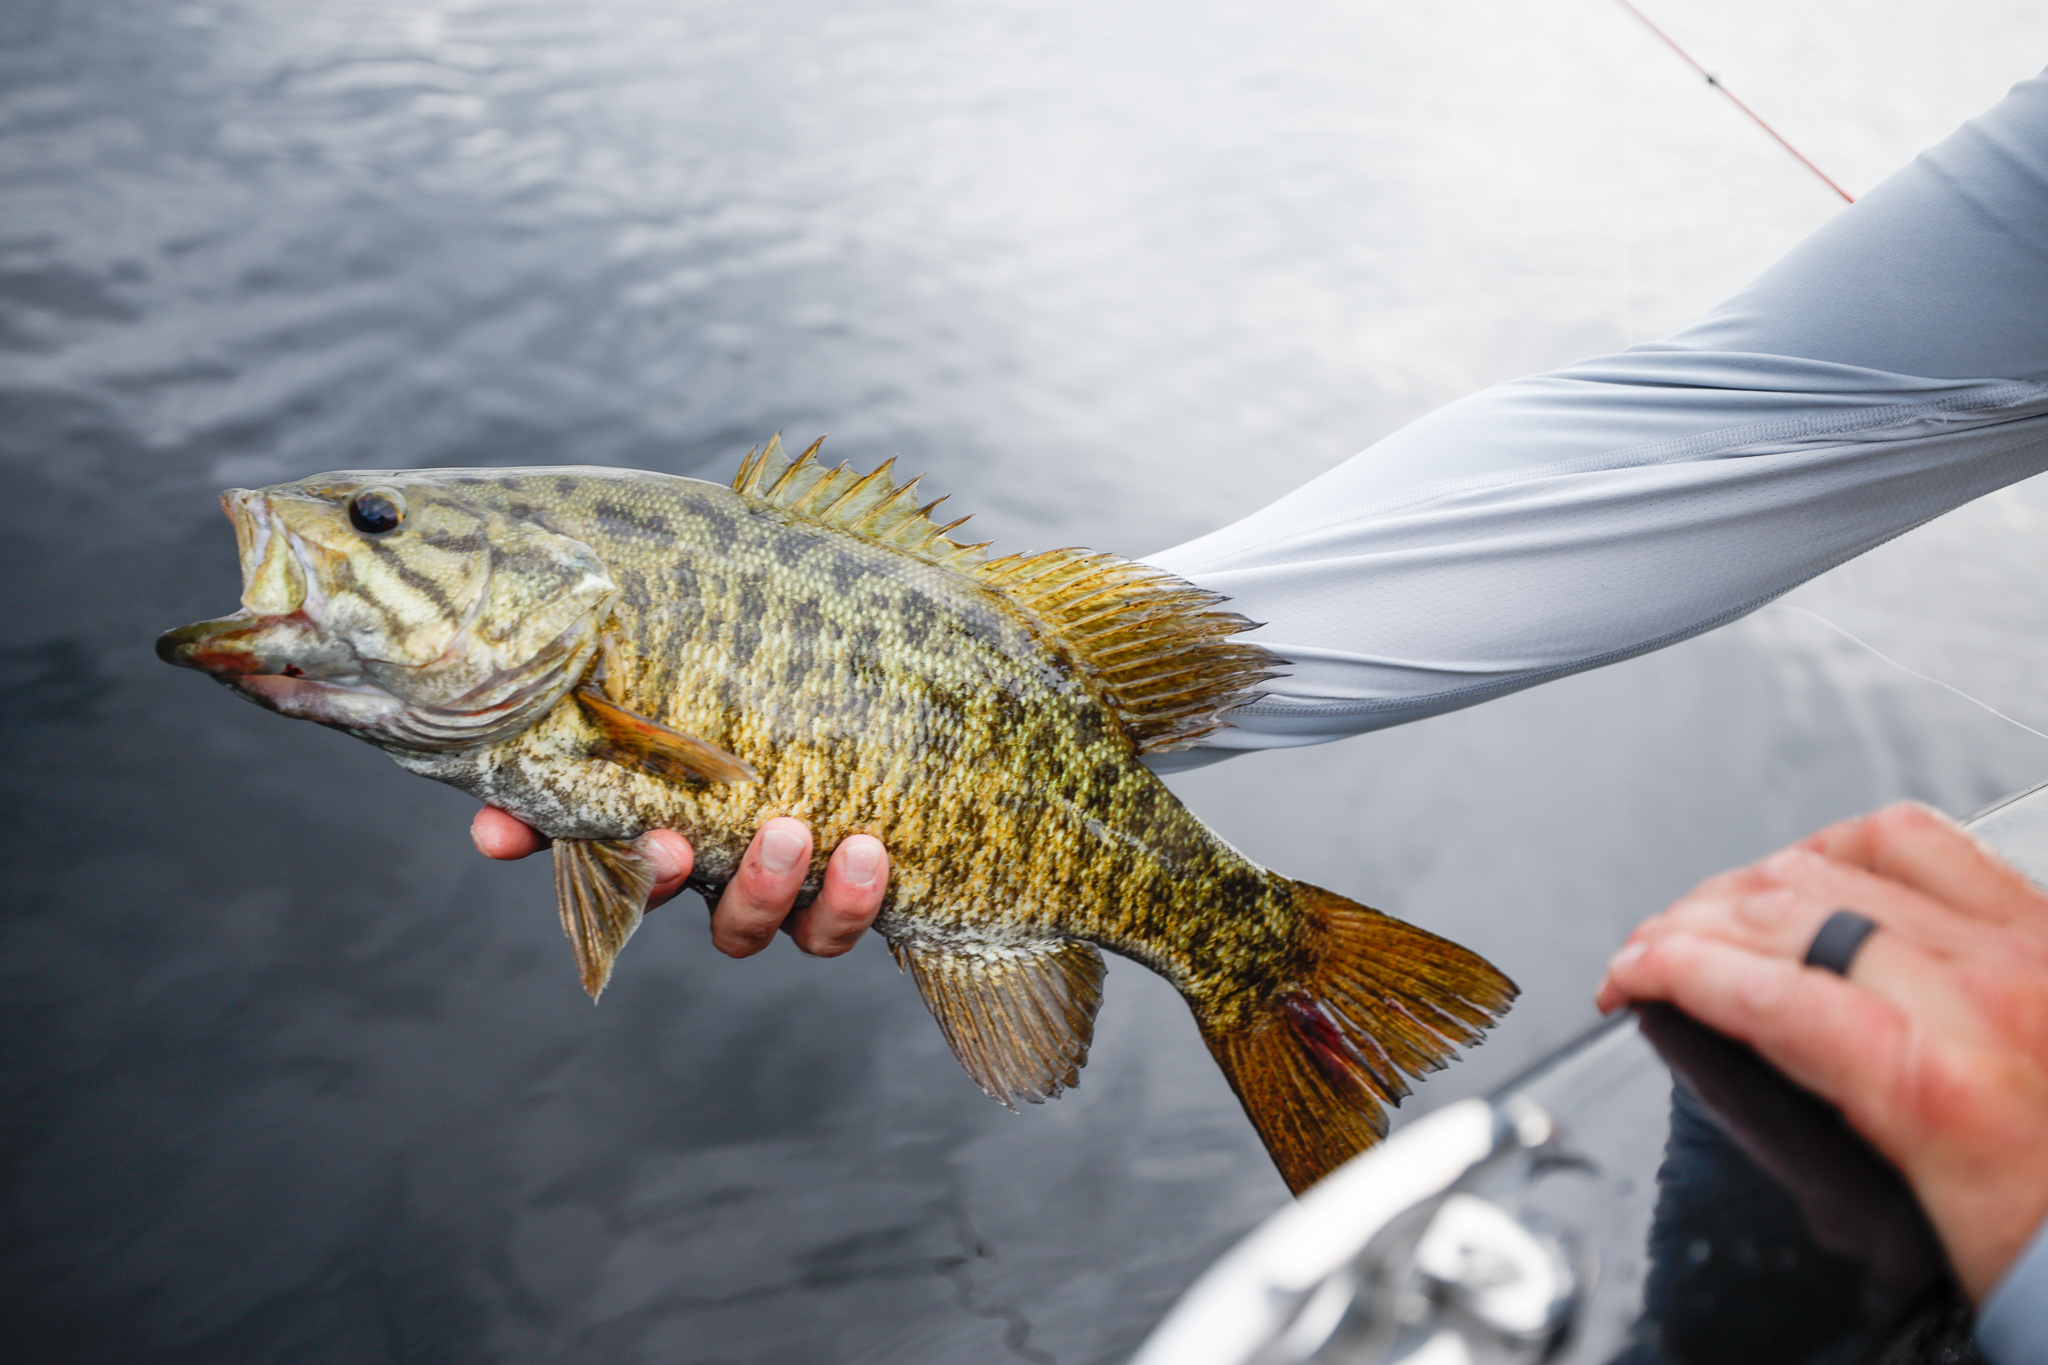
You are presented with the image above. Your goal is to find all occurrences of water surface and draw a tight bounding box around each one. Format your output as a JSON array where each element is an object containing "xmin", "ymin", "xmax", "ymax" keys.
[{"xmin": 6, "ymin": 3, "xmax": 2048, "ymax": 1361}]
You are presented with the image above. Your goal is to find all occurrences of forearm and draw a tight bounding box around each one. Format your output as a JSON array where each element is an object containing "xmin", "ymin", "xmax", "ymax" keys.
[{"xmin": 1149, "ymin": 67, "xmax": 2048, "ymax": 760}]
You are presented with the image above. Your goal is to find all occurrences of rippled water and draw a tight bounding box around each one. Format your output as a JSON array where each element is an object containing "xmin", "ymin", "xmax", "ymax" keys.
[{"xmin": 6, "ymin": 3, "xmax": 2048, "ymax": 1361}]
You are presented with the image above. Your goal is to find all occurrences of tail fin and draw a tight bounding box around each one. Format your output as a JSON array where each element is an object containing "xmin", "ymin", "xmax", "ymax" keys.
[{"xmin": 1201, "ymin": 882, "xmax": 1517, "ymax": 1194}]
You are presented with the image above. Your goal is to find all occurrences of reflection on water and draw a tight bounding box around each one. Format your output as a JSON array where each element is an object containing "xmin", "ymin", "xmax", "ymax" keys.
[{"xmin": 4, "ymin": 2, "xmax": 2048, "ymax": 1360}]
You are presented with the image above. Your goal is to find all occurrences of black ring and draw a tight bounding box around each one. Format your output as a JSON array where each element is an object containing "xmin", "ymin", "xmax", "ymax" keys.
[{"xmin": 1803, "ymin": 909, "xmax": 1879, "ymax": 976}]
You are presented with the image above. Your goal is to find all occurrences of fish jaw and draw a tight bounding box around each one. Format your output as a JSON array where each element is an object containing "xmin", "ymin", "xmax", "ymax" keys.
[
  {"xmin": 155, "ymin": 609, "xmax": 408, "ymax": 732},
  {"xmin": 155, "ymin": 602, "xmax": 606, "ymax": 752},
  {"xmin": 156, "ymin": 609, "xmax": 357, "ymax": 678}
]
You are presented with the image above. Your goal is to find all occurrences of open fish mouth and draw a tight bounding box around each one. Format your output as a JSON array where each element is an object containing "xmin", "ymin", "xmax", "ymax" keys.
[
  {"xmin": 229, "ymin": 671, "xmax": 410, "ymax": 731},
  {"xmin": 157, "ymin": 602, "xmax": 602, "ymax": 753},
  {"xmin": 158, "ymin": 489, "xmax": 398, "ymax": 723},
  {"xmin": 153, "ymin": 489, "xmax": 337, "ymax": 678},
  {"xmin": 156, "ymin": 488, "xmax": 414, "ymax": 731}
]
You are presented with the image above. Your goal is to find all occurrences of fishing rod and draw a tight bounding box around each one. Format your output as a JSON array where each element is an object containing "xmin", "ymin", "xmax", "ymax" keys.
[{"xmin": 1610, "ymin": 0, "xmax": 1855, "ymax": 203}]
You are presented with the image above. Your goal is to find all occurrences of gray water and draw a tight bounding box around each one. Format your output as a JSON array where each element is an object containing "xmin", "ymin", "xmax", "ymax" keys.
[{"xmin": 7, "ymin": 2, "xmax": 2048, "ymax": 1362}]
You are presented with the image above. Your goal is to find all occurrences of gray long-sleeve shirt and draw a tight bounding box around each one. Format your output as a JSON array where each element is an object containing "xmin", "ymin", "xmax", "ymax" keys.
[{"xmin": 1148, "ymin": 65, "xmax": 2048, "ymax": 1360}]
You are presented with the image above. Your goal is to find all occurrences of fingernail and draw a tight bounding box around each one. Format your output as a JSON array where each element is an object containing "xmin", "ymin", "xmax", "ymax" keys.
[
  {"xmin": 1608, "ymin": 941, "xmax": 1647, "ymax": 975},
  {"xmin": 761, "ymin": 827, "xmax": 805, "ymax": 874},
  {"xmin": 841, "ymin": 839, "xmax": 880, "ymax": 886}
]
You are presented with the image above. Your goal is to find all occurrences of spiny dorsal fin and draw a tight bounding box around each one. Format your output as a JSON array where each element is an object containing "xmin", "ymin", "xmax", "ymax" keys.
[
  {"xmin": 974, "ymin": 549, "xmax": 1284, "ymax": 753},
  {"xmin": 731, "ymin": 434, "xmax": 992, "ymax": 569},
  {"xmin": 890, "ymin": 935, "xmax": 1106, "ymax": 1109},
  {"xmin": 553, "ymin": 836, "xmax": 658, "ymax": 1001}
]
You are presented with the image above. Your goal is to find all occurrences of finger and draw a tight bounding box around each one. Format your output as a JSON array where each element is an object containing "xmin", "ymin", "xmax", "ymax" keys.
[
  {"xmin": 709, "ymin": 818, "xmax": 814, "ymax": 958},
  {"xmin": 1615, "ymin": 856, "xmax": 1828, "ymax": 953},
  {"xmin": 472, "ymin": 805, "xmax": 547, "ymax": 859},
  {"xmin": 785, "ymin": 835, "xmax": 888, "ymax": 956},
  {"xmin": 1603, "ymin": 920, "xmax": 1993, "ymax": 1105},
  {"xmin": 641, "ymin": 829, "xmax": 694, "ymax": 909},
  {"xmin": 1601, "ymin": 931, "xmax": 1914, "ymax": 1148},
  {"xmin": 1612, "ymin": 884, "xmax": 1998, "ymax": 1064},
  {"xmin": 1803, "ymin": 802, "xmax": 2048, "ymax": 929},
  {"xmin": 1792, "ymin": 812, "xmax": 1867, "ymax": 858},
  {"xmin": 1638, "ymin": 845, "xmax": 2022, "ymax": 967},
  {"xmin": 1679, "ymin": 858, "xmax": 1793, "ymax": 905}
]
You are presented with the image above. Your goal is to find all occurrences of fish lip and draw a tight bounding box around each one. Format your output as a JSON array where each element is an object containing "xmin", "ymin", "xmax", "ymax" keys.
[
  {"xmin": 222, "ymin": 489, "xmax": 265, "ymax": 562},
  {"xmin": 158, "ymin": 624, "xmax": 406, "ymax": 729},
  {"xmin": 156, "ymin": 608, "xmax": 362, "ymax": 684},
  {"xmin": 223, "ymin": 488, "xmax": 333, "ymax": 618},
  {"xmin": 156, "ymin": 613, "xmax": 272, "ymax": 675}
]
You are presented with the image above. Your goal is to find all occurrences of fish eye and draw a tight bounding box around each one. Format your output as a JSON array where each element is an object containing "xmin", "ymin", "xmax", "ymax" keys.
[{"xmin": 347, "ymin": 489, "xmax": 405, "ymax": 535}]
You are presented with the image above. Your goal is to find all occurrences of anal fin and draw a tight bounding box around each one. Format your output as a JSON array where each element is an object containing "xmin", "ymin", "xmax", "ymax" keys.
[
  {"xmin": 890, "ymin": 936, "xmax": 1106, "ymax": 1109},
  {"xmin": 553, "ymin": 836, "xmax": 658, "ymax": 1001},
  {"xmin": 575, "ymin": 684, "xmax": 757, "ymax": 784}
]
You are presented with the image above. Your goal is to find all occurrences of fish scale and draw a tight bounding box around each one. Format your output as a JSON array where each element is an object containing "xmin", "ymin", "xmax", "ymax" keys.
[{"xmin": 158, "ymin": 435, "xmax": 1517, "ymax": 1194}]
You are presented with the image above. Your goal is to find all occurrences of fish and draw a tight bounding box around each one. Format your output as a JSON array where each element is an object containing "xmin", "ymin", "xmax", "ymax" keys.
[{"xmin": 157, "ymin": 437, "xmax": 1516, "ymax": 1192}]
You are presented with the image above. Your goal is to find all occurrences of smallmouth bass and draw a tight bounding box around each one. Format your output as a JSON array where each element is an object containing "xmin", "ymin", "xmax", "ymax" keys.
[{"xmin": 158, "ymin": 438, "xmax": 1515, "ymax": 1192}]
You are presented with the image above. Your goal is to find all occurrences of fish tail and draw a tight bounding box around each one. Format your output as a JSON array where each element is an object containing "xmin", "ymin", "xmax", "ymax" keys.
[{"xmin": 1199, "ymin": 881, "xmax": 1517, "ymax": 1194}]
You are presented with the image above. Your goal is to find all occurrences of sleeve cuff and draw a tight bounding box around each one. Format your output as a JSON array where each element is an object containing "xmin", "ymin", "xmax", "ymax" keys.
[{"xmin": 1978, "ymin": 1217, "xmax": 2048, "ymax": 1364}]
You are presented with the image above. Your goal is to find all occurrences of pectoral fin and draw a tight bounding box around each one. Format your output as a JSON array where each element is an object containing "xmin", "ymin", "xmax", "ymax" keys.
[
  {"xmin": 575, "ymin": 685, "xmax": 757, "ymax": 784},
  {"xmin": 553, "ymin": 836, "xmax": 659, "ymax": 1000},
  {"xmin": 890, "ymin": 936, "xmax": 1106, "ymax": 1108}
]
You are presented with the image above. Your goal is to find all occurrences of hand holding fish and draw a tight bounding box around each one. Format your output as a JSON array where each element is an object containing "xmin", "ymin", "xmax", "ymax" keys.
[
  {"xmin": 471, "ymin": 806, "xmax": 887, "ymax": 958},
  {"xmin": 1598, "ymin": 802, "xmax": 2048, "ymax": 1303}
]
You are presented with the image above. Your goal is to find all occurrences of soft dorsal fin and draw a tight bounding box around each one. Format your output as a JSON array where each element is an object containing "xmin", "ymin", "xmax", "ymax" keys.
[
  {"xmin": 974, "ymin": 549, "xmax": 1283, "ymax": 753},
  {"xmin": 890, "ymin": 936, "xmax": 1107, "ymax": 1108},
  {"xmin": 732, "ymin": 434, "xmax": 992, "ymax": 569}
]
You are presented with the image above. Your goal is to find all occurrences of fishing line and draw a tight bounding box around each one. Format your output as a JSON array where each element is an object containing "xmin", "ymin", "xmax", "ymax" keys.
[
  {"xmin": 1619, "ymin": 47, "xmax": 1637, "ymax": 346},
  {"xmin": 1608, "ymin": 0, "xmax": 1855, "ymax": 204},
  {"xmin": 1598, "ymin": 22, "xmax": 2028, "ymax": 735},
  {"xmin": 1767, "ymin": 604, "xmax": 2048, "ymax": 744}
]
